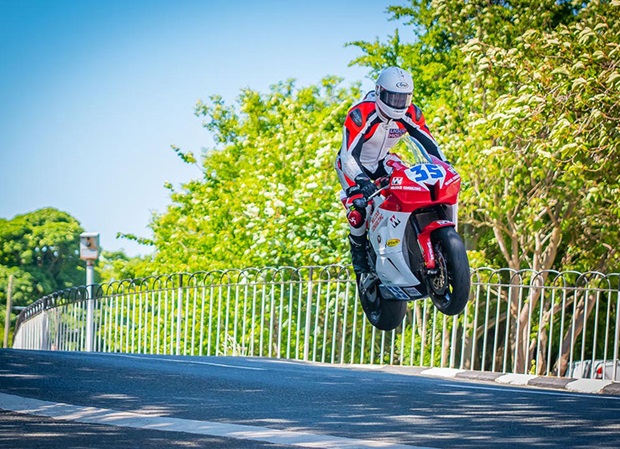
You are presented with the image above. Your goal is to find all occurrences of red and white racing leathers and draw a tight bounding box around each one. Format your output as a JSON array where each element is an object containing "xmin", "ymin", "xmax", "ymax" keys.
[{"xmin": 335, "ymin": 91, "xmax": 447, "ymax": 236}]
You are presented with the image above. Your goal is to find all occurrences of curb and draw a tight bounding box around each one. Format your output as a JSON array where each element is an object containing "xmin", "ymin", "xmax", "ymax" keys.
[
  {"xmin": 346, "ymin": 364, "xmax": 619, "ymax": 396},
  {"xmin": 423, "ymin": 367, "xmax": 619, "ymax": 396}
]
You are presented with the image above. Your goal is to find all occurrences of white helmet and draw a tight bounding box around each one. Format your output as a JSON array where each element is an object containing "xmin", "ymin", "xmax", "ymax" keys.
[{"xmin": 375, "ymin": 67, "xmax": 413, "ymax": 120}]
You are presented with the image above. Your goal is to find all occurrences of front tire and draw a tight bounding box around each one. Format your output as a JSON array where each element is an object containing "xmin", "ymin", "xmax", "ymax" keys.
[
  {"xmin": 426, "ymin": 227, "xmax": 470, "ymax": 316},
  {"xmin": 356, "ymin": 274, "xmax": 407, "ymax": 331}
]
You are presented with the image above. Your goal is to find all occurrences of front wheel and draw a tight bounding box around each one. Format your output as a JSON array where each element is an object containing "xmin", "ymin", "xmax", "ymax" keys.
[
  {"xmin": 356, "ymin": 273, "xmax": 407, "ymax": 331},
  {"xmin": 426, "ymin": 227, "xmax": 471, "ymax": 316}
]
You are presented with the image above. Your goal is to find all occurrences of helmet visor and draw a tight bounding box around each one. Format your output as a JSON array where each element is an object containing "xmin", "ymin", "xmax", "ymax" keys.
[{"xmin": 378, "ymin": 86, "xmax": 412, "ymax": 110}]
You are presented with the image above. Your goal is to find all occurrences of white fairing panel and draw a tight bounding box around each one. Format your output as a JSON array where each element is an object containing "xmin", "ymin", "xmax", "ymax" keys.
[{"xmin": 369, "ymin": 209, "xmax": 421, "ymax": 286}]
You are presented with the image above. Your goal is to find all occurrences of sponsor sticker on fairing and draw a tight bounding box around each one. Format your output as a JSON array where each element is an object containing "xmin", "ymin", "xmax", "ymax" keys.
[
  {"xmin": 389, "ymin": 215, "xmax": 401, "ymax": 228},
  {"xmin": 370, "ymin": 211, "xmax": 383, "ymax": 232}
]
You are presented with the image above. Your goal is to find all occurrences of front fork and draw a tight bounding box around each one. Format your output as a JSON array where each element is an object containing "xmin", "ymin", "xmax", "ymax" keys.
[{"xmin": 416, "ymin": 220, "xmax": 455, "ymax": 270}]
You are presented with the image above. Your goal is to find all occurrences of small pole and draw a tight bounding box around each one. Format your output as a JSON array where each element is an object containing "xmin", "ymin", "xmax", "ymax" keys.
[
  {"xmin": 85, "ymin": 260, "xmax": 95, "ymax": 352},
  {"xmin": 4, "ymin": 274, "xmax": 14, "ymax": 348},
  {"xmin": 80, "ymin": 232, "xmax": 100, "ymax": 353}
]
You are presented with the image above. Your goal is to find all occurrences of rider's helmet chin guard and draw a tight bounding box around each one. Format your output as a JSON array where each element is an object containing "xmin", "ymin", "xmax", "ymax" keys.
[{"xmin": 375, "ymin": 67, "xmax": 413, "ymax": 120}]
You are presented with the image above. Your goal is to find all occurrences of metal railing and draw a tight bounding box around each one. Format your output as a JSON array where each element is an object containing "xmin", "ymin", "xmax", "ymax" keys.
[{"xmin": 12, "ymin": 266, "xmax": 620, "ymax": 381}]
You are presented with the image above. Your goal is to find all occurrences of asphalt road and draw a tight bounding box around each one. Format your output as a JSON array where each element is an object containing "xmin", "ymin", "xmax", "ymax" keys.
[{"xmin": 0, "ymin": 349, "xmax": 619, "ymax": 448}]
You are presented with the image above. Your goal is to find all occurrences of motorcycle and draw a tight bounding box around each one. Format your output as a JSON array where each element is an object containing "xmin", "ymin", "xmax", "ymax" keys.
[{"xmin": 354, "ymin": 137, "xmax": 471, "ymax": 331}]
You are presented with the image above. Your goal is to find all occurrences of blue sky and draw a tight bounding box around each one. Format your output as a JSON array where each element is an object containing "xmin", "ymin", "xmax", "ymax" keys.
[{"xmin": 0, "ymin": 0, "xmax": 407, "ymax": 257}]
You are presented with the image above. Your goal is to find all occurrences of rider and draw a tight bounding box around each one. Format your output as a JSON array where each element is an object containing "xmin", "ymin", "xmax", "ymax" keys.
[{"xmin": 335, "ymin": 66, "xmax": 448, "ymax": 274}]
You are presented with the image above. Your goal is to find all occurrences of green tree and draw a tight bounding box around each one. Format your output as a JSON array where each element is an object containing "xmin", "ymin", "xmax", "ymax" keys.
[
  {"xmin": 349, "ymin": 1, "xmax": 620, "ymax": 270},
  {"xmin": 141, "ymin": 77, "xmax": 360, "ymax": 274},
  {"xmin": 0, "ymin": 208, "xmax": 85, "ymax": 341},
  {"xmin": 98, "ymin": 250, "xmax": 153, "ymax": 283}
]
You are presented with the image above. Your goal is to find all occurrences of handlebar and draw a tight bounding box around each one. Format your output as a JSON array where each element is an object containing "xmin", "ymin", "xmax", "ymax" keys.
[{"xmin": 368, "ymin": 185, "xmax": 389, "ymax": 200}]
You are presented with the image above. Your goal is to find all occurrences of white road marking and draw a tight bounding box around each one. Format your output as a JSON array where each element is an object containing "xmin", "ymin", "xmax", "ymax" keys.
[
  {"xmin": 0, "ymin": 392, "xmax": 437, "ymax": 449},
  {"xmin": 112, "ymin": 353, "xmax": 266, "ymax": 371}
]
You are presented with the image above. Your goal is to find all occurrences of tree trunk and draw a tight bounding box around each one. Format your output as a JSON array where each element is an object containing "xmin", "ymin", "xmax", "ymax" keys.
[{"xmin": 554, "ymin": 291, "xmax": 597, "ymax": 377}]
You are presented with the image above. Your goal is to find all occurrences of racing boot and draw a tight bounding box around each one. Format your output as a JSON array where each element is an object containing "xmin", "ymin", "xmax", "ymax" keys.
[{"xmin": 348, "ymin": 233, "xmax": 370, "ymax": 274}]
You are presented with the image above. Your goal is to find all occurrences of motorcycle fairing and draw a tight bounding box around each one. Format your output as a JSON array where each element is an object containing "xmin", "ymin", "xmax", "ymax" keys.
[{"xmin": 370, "ymin": 210, "xmax": 422, "ymax": 288}]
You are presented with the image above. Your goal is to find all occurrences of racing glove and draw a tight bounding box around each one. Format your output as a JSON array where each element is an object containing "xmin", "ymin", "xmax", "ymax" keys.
[{"xmin": 355, "ymin": 174, "xmax": 378, "ymax": 199}]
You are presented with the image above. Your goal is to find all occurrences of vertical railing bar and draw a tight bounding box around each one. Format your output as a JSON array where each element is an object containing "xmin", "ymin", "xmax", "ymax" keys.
[
  {"xmin": 163, "ymin": 288, "xmax": 169, "ymax": 355},
  {"xmin": 513, "ymin": 280, "xmax": 524, "ymax": 373},
  {"xmin": 535, "ymin": 282, "xmax": 545, "ymax": 375},
  {"xmin": 410, "ymin": 304, "xmax": 417, "ymax": 367},
  {"xmin": 313, "ymin": 278, "xmax": 322, "ymax": 362},
  {"xmin": 241, "ymin": 277, "xmax": 250, "ymax": 356},
  {"xmin": 546, "ymin": 286, "xmax": 556, "ymax": 377},
  {"xmin": 277, "ymin": 276, "xmax": 285, "ymax": 359},
  {"xmin": 350, "ymin": 280, "xmax": 359, "ymax": 365},
  {"xmin": 441, "ymin": 312, "xmax": 447, "ymax": 367},
  {"xmin": 303, "ymin": 268, "xmax": 314, "ymax": 362},
  {"xmin": 450, "ymin": 314, "xmax": 457, "ymax": 368},
  {"xmin": 525, "ymin": 281, "xmax": 535, "ymax": 374},
  {"xmin": 295, "ymin": 274, "xmax": 304, "ymax": 361},
  {"xmin": 199, "ymin": 284, "xmax": 207, "ymax": 356},
  {"xmin": 602, "ymin": 284, "xmax": 612, "ymax": 380},
  {"xmin": 591, "ymin": 287, "xmax": 601, "ymax": 378},
  {"xmin": 259, "ymin": 279, "xmax": 267, "ymax": 358},
  {"xmin": 491, "ymin": 282, "xmax": 502, "ymax": 372},
  {"xmin": 321, "ymin": 280, "xmax": 331, "ymax": 363},
  {"xmin": 581, "ymin": 288, "xmax": 589, "ymax": 377},
  {"xmin": 330, "ymin": 279, "xmax": 339, "ymax": 365},
  {"xmin": 471, "ymin": 280, "xmax": 482, "ymax": 370},
  {"xmin": 155, "ymin": 289, "xmax": 162, "ymax": 355},
  {"xmin": 502, "ymin": 280, "xmax": 512, "ymax": 373},
  {"xmin": 400, "ymin": 313, "xmax": 407, "ymax": 366},
  {"xmin": 216, "ymin": 281, "xmax": 224, "ymax": 356},
  {"xmin": 250, "ymin": 280, "xmax": 257, "ymax": 356},
  {"xmin": 182, "ymin": 283, "xmax": 190, "ymax": 356},
  {"xmin": 268, "ymin": 277, "xmax": 276, "ymax": 358},
  {"xmin": 286, "ymin": 277, "xmax": 294, "ymax": 360},
  {"xmin": 232, "ymin": 280, "xmax": 240, "ymax": 356},
  {"xmin": 556, "ymin": 283, "xmax": 568, "ymax": 376},
  {"xmin": 481, "ymin": 280, "xmax": 493, "ymax": 372},
  {"xmin": 336, "ymin": 279, "xmax": 346, "ymax": 364},
  {"xmin": 359, "ymin": 302, "xmax": 367, "ymax": 364},
  {"xmin": 612, "ymin": 279, "xmax": 620, "ymax": 382}
]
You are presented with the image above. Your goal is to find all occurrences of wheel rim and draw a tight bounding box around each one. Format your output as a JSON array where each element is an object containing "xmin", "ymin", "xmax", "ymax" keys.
[{"xmin": 429, "ymin": 242, "xmax": 452, "ymax": 306}]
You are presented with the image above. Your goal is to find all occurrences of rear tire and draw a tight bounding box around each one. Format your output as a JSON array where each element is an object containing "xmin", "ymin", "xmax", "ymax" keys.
[
  {"xmin": 357, "ymin": 274, "xmax": 407, "ymax": 331},
  {"xmin": 426, "ymin": 227, "xmax": 470, "ymax": 316}
]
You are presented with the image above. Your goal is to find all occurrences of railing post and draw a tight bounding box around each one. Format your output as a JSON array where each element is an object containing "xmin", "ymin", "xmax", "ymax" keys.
[
  {"xmin": 85, "ymin": 260, "xmax": 95, "ymax": 352},
  {"xmin": 80, "ymin": 232, "xmax": 99, "ymax": 352}
]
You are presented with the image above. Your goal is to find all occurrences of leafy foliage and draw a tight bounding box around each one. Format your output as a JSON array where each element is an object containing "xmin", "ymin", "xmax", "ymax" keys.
[
  {"xmin": 0, "ymin": 208, "xmax": 85, "ymax": 339},
  {"xmin": 140, "ymin": 78, "xmax": 361, "ymax": 274},
  {"xmin": 349, "ymin": 0, "xmax": 620, "ymax": 273}
]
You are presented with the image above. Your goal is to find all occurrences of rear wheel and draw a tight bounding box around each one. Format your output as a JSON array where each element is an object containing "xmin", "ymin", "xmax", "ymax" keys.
[
  {"xmin": 357, "ymin": 274, "xmax": 407, "ymax": 331},
  {"xmin": 426, "ymin": 227, "xmax": 470, "ymax": 316}
]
